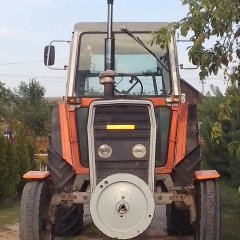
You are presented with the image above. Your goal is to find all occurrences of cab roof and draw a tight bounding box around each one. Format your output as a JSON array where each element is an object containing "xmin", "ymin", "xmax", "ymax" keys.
[{"xmin": 74, "ymin": 22, "xmax": 169, "ymax": 33}]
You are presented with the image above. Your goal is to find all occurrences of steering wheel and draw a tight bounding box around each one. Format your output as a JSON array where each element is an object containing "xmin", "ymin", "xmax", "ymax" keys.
[{"xmin": 115, "ymin": 76, "xmax": 143, "ymax": 95}]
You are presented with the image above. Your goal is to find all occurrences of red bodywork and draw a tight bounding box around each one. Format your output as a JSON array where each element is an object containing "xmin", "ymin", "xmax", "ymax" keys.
[{"xmin": 57, "ymin": 97, "xmax": 189, "ymax": 176}]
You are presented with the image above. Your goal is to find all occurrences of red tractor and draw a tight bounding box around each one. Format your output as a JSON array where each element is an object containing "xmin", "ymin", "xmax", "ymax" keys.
[{"xmin": 20, "ymin": 0, "xmax": 220, "ymax": 239}]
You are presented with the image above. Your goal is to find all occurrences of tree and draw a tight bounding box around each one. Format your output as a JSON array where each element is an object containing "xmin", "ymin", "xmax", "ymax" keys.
[
  {"xmin": 0, "ymin": 133, "xmax": 19, "ymax": 202},
  {"xmin": 153, "ymin": 0, "xmax": 240, "ymax": 80},
  {"xmin": 199, "ymin": 85, "xmax": 240, "ymax": 185},
  {"xmin": 198, "ymin": 86, "xmax": 226, "ymax": 172},
  {"xmin": 26, "ymin": 135, "xmax": 38, "ymax": 170},
  {"xmin": 0, "ymin": 81, "xmax": 15, "ymax": 120},
  {"xmin": 15, "ymin": 126, "xmax": 31, "ymax": 193},
  {"xmin": 152, "ymin": 0, "xmax": 240, "ymax": 153},
  {"xmin": 14, "ymin": 79, "xmax": 49, "ymax": 135}
]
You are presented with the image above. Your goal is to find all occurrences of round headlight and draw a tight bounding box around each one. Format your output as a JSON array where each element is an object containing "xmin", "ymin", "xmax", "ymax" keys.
[
  {"xmin": 98, "ymin": 144, "xmax": 112, "ymax": 158},
  {"xmin": 132, "ymin": 144, "xmax": 146, "ymax": 159}
]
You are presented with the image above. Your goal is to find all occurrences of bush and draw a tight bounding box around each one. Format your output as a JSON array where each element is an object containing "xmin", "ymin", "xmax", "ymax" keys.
[
  {"xmin": 0, "ymin": 133, "xmax": 19, "ymax": 203},
  {"xmin": 15, "ymin": 126, "xmax": 31, "ymax": 193}
]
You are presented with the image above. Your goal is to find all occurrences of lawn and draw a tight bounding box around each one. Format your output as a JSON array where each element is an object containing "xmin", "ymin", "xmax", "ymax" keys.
[
  {"xmin": 0, "ymin": 199, "xmax": 19, "ymax": 231},
  {"xmin": 220, "ymin": 180, "xmax": 240, "ymax": 240}
]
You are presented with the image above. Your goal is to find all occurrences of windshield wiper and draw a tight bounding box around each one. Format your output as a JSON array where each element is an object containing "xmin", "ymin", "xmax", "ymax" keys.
[{"xmin": 120, "ymin": 26, "xmax": 169, "ymax": 72}]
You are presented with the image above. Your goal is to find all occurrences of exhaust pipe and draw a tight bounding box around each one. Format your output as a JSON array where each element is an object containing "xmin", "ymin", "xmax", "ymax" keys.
[{"xmin": 99, "ymin": 0, "xmax": 116, "ymax": 98}]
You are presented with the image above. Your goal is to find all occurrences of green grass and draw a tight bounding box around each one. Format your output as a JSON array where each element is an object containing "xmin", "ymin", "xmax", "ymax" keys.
[
  {"xmin": 0, "ymin": 199, "xmax": 20, "ymax": 231},
  {"xmin": 220, "ymin": 180, "xmax": 240, "ymax": 240}
]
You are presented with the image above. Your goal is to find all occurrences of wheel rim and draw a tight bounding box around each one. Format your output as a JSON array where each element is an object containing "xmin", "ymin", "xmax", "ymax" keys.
[{"xmin": 90, "ymin": 173, "xmax": 155, "ymax": 239}]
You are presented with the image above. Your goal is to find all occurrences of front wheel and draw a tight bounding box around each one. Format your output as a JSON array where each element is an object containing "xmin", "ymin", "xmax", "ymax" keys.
[
  {"xmin": 194, "ymin": 180, "xmax": 220, "ymax": 240},
  {"xmin": 20, "ymin": 181, "xmax": 54, "ymax": 240}
]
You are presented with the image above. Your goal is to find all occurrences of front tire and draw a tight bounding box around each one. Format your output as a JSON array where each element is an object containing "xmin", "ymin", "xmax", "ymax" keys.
[
  {"xmin": 194, "ymin": 180, "xmax": 220, "ymax": 240},
  {"xmin": 20, "ymin": 181, "xmax": 53, "ymax": 240}
]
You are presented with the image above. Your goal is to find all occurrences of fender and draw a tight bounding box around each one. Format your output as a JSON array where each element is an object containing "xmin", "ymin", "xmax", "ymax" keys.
[
  {"xmin": 23, "ymin": 171, "xmax": 51, "ymax": 180},
  {"xmin": 194, "ymin": 170, "xmax": 220, "ymax": 180}
]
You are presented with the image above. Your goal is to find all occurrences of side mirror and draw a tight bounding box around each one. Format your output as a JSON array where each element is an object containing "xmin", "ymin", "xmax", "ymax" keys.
[{"xmin": 44, "ymin": 45, "xmax": 55, "ymax": 66}]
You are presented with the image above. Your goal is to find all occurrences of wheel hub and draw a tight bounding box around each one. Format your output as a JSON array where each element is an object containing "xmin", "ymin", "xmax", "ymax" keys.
[{"xmin": 90, "ymin": 173, "xmax": 155, "ymax": 239}]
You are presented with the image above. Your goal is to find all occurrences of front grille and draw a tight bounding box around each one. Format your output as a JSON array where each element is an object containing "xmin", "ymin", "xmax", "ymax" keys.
[{"xmin": 93, "ymin": 104, "xmax": 151, "ymax": 183}]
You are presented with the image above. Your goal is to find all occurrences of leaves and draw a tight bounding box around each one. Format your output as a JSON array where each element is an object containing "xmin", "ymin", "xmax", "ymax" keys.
[
  {"xmin": 211, "ymin": 122, "xmax": 223, "ymax": 144},
  {"xmin": 199, "ymin": 85, "xmax": 240, "ymax": 184},
  {"xmin": 228, "ymin": 141, "xmax": 240, "ymax": 157},
  {"xmin": 153, "ymin": 0, "xmax": 240, "ymax": 84},
  {"xmin": 151, "ymin": 23, "xmax": 176, "ymax": 49},
  {"xmin": 14, "ymin": 79, "xmax": 50, "ymax": 135},
  {"xmin": 0, "ymin": 133, "xmax": 19, "ymax": 201}
]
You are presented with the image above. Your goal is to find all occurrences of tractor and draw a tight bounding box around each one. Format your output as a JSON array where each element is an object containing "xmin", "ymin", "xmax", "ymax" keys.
[{"xmin": 20, "ymin": 0, "xmax": 220, "ymax": 239}]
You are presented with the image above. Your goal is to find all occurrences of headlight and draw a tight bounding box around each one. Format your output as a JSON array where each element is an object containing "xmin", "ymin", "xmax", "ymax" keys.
[
  {"xmin": 132, "ymin": 144, "xmax": 146, "ymax": 159},
  {"xmin": 98, "ymin": 144, "xmax": 112, "ymax": 158}
]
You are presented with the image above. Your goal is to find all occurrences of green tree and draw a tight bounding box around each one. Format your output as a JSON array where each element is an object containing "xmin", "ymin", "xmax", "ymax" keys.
[
  {"xmin": 199, "ymin": 86, "xmax": 226, "ymax": 172},
  {"xmin": 152, "ymin": 0, "xmax": 240, "ymax": 153},
  {"xmin": 0, "ymin": 81, "xmax": 15, "ymax": 120},
  {"xmin": 0, "ymin": 133, "xmax": 19, "ymax": 202},
  {"xmin": 15, "ymin": 126, "xmax": 31, "ymax": 193},
  {"xmin": 26, "ymin": 135, "xmax": 38, "ymax": 170},
  {"xmin": 14, "ymin": 79, "xmax": 49, "ymax": 135},
  {"xmin": 199, "ymin": 85, "xmax": 240, "ymax": 185},
  {"xmin": 152, "ymin": 0, "xmax": 240, "ymax": 80}
]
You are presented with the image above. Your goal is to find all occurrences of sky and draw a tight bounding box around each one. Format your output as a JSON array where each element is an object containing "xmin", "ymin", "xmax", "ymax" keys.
[{"xmin": 0, "ymin": 0, "xmax": 227, "ymax": 97}]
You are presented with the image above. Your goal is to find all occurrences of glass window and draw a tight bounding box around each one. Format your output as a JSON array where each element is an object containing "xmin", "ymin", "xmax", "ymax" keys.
[
  {"xmin": 76, "ymin": 32, "xmax": 171, "ymax": 97},
  {"xmin": 155, "ymin": 107, "xmax": 171, "ymax": 166}
]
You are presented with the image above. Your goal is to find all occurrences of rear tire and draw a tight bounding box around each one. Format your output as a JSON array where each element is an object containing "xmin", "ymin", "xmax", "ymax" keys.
[
  {"xmin": 55, "ymin": 203, "xmax": 84, "ymax": 236},
  {"xmin": 194, "ymin": 180, "xmax": 220, "ymax": 240},
  {"xmin": 20, "ymin": 181, "xmax": 54, "ymax": 240}
]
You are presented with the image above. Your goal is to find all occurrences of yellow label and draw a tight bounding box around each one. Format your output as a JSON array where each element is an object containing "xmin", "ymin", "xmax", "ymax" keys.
[{"xmin": 106, "ymin": 125, "xmax": 135, "ymax": 130}]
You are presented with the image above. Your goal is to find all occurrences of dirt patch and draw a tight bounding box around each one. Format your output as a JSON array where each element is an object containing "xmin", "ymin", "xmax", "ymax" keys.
[{"xmin": 0, "ymin": 223, "xmax": 19, "ymax": 240}]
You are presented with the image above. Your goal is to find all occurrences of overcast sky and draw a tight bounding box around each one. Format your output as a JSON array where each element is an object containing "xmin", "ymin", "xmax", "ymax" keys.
[{"xmin": 0, "ymin": 0, "xmax": 227, "ymax": 96}]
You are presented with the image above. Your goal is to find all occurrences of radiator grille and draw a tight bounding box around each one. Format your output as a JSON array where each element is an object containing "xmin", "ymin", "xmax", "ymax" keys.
[{"xmin": 93, "ymin": 104, "xmax": 151, "ymax": 183}]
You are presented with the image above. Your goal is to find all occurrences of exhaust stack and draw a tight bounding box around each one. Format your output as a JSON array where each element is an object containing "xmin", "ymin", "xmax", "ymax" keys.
[{"xmin": 99, "ymin": 0, "xmax": 116, "ymax": 98}]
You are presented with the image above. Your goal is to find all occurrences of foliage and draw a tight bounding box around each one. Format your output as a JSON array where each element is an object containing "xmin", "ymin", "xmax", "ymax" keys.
[
  {"xmin": 15, "ymin": 126, "xmax": 31, "ymax": 193},
  {"xmin": 26, "ymin": 135, "xmax": 38, "ymax": 170},
  {"xmin": 152, "ymin": 0, "xmax": 240, "ymax": 154},
  {"xmin": 199, "ymin": 85, "xmax": 240, "ymax": 185},
  {"xmin": 0, "ymin": 79, "xmax": 49, "ymax": 200},
  {"xmin": 0, "ymin": 133, "xmax": 19, "ymax": 202},
  {"xmin": 14, "ymin": 78, "xmax": 50, "ymax": 135},
  {"xmin": 198, "ymin": 86, "xmax": 226, "ymax": 173},
  {"xmin": 0, "ymin": 82, "xmax": 15, "ymax": 121},
  {"xmin": 153, "ymin": 0, "xmax": 240, "ymax": 80}
]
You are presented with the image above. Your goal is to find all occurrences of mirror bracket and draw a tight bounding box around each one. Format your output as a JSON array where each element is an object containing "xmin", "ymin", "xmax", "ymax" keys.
[{"xmin": 44, "ymin": 40, "xmax": 70, "ymax": 70}]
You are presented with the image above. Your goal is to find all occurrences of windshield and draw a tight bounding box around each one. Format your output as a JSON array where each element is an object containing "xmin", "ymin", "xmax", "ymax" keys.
[{"xmin": 75, "ymin": 32, "xmax": 171, "ymax": 96}]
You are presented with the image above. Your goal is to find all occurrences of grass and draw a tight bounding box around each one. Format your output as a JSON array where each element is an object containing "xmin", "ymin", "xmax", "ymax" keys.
[
  {"xmin": 0, "ymin": 181, "xmax": 239, "ymax": 239},
  {"xmin": 0, "ymin": 198, "xmax": 19, "ymax": 231},
  {"xmin": 220, "ymin": 180, "xmax": 240, "ymax": 240}
]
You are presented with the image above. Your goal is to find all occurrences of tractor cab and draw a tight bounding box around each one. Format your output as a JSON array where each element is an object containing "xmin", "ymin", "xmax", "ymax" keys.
[
  {"xmin": 45, "ymin": 22, "xmax": 180, "ymax": 101},
  {"xmin": 68, "ymin": 22, "xmax": 177, "ymax": 98}
]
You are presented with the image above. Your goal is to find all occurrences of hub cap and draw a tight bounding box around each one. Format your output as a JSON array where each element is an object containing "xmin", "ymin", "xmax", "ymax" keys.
[{"xmin": 90, "ymin": 173, "xmax": 155, "ymax": 239}]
